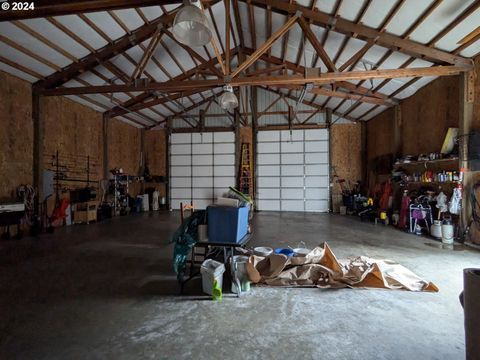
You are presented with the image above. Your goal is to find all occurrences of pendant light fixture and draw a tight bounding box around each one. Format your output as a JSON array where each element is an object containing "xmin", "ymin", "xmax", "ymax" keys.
[
  {"xmin": 172, "ymin": 1, "xmax": 212, "ymax": 47},
  {"xmin": 219, "ymin": 85, "xmax": 238, "ymax": 111}
]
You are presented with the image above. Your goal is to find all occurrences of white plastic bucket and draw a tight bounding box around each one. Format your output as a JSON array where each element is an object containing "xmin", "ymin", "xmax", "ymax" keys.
[{"xmin": 200, "ymin": 259, "xmax": 225, "ymax": 296}]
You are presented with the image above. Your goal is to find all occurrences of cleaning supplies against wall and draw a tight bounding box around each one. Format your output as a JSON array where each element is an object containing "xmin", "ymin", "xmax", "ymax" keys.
[
  {"xmin": 442, "ymin": 217, "xmax": 455, "ymax": 244},
  {"xmin": 151, "ymin": 190, "xmax": 159, "ymax": 211},
  {"xmin": 431, "ymin": 220, "xmax": 443, "ymax": 239}
]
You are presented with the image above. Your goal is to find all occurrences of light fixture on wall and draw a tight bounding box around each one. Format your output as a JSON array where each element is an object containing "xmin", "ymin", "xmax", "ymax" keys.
[
  {"xmin": 172, "ymin": 1, "xmax": 212, "ymax": 47},
  {"xmin": 219, "ymin": 85, "xmax": 238, "ymax": 111}
]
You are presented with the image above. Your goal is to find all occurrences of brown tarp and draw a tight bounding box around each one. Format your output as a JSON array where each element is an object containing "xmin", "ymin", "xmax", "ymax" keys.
[{"xmin": 246, "ymin": 243, "xmax": 438, "ymax": 292}]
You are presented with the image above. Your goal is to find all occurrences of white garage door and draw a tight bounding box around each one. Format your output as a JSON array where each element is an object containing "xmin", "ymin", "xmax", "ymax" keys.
[
  {"xmin": 169, "ymin": 132, "xmax": 236, "ymax": 210},
  {"xmin": 256, "ymin": 129, "xmax": 329, "ymax": 212}
]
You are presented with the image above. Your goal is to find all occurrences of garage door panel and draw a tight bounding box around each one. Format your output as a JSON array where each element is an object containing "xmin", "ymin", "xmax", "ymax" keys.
[
  {"xmin": 305, "ymin": 141, "xmax": 328, "ymax": 153},
  {"xmin": 305, "ymin": 200, "xmax": 329, "ymax": 212},
  {"xmin": 214, "ymin": 176, "xmax": 234, "ymax": 188},
  {"xmin": 214, "ymin": 165, "xmax": 234, "ymax": 176},
  {"xmin": 214, "ymin": 132, "xmax": 234, "ymax": 142},
  {"xmin": 214, "ymin": 143, "xmax": 234, "ymax": 154},
  {"xmin": 171, "ymin": 155, "xmax": 190, "ymax": 166},
  {"xmin": 192, "ymin": 154, "xmax": 213, "ymax": 165},
  {"xmin": 171, "ymin": 133, "xmax": 191, "ymax": 144},
  {"xmin": 306, "ymin": 188, "xmax": 329, "ymax": 200},
  {"xmin": 192, "ymin": 166, "xmax": 213, "ymax": 176},
  {"xmin": 192, "ymin": 143, "xmax": 212, "ymax": 154},
  {"xmin": 258, "ymin": 153, "xmax": 280, "ymax": 165},
  {"xmin": 281, "ymin": 165, "xmax": 303, "ymax": 176},
  {"xmin": 257, "ymin": 165, "xmax": 280, "ymax": 176},
  {"xmin": 281, "ymin": 130, "xmax": 303, "ymax": 141},
  {"xmin": 281, "ymin": 177, "xmax": 304, "ymax": 188},
  {"xmin": 305, "ymin": 164, "xmax": 329, "ymax": 175},
  {"xmin": 258, "ymin": 188, "xmax": 280, "ymax": 199},
  {"xmin": 305, "ymin": 129, "xmax": 328, "ymax": 140},
  {"xmin": 258, "ymin": 177, "xmax": 280, "ymax": 188},
  {"xmin": 257, "ymin": 200, "xmax": 280, "ymax": 211},
  {"xmin": 192, "ymin": 133, "xmax": 212, "ymax": 143},
  {"xmin": 214, "ymin": 154, "xmax": 234, "ymax": 165},
  {"xmin": 281, "ymin": 141, "xmax": 303, "ymax": 153},
  {"xmin": 193, "ymin": 188, "xmax": 213, "ymax": 199},
  {"xmin": 258, "ymin": 131, "xmax": 280, "ymax": 142},
  {"xmin": 305, "ymin": 176, "xmax": 329, "ymax": 187},
  {"xmin": 171, "ymin": 166, "xmax": 191, "ymax": 177},
  {"xmin": 194, "ymin": 177, "xmax": 212, "ymax": 187},
  {"xmin": 305, "ymin": 153, "xmax": 328, "ymax": 164},
  {"xmin": 171, "ymin": 189, "xmax": 192, "ymax": 199},
  {"xmin": 258, "ymin": 142, "xmax": 280, "ymax": 153},
  {"xmin": 171, "ymin": 144, "xmax": 190, "ymax": 155},
  {"xmin": 282, "ymin": 188, "xmax": 304, "ymax": 199},
  {"xmin": 281, "ymin": 153, "xmax": 303, "ymax": 164},
  {"xmin": 170, "ymin": 177, "xmax": 191, "ymax": 188},
  {"xmin": 281, "ymin": 200, "xmax": 304, "ymax": 211}
]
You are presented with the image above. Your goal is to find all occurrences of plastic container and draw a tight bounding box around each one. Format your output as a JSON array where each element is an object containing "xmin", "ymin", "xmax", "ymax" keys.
[
  {"xmin": 274, "ymin": 248, "xmax": 294, "ymax": 257},
  {"xmin": 200, "ymin": 259, "xmax": 225, "ymax": 296},
  {"xmin": 442, "ymin": 218, "xmax": 454, "ymax": 244},
  {"xmin": 254, "ymin": 246, "xmax": 273, "ymax": 257},
  {"xmin": 231, "ymin": 255, "xmax": 250, "ymax": 294},
  {"xmin": 431, "ymin": 220, "xmax": 442, "ymax": 239},
  {"xmin": 207, "ymin": 205, "xmax": 249, "ymax": 243}
]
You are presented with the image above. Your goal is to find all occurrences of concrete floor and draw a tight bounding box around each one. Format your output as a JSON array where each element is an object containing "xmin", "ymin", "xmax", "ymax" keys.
[{"xmin": 0, "ymin": 211, "xmax": 478, "ymax": 360}]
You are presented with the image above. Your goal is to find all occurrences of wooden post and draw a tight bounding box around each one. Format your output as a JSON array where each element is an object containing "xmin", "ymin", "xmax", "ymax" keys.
[
  {"xmin": 326, "ymin": 108, "xmax": 332, "ymax": 212},
  {"xmin": 251, "ymin": 86, "xmax": 258, "ymax": 207},
  {"xmin": 360, "ymin": 121, "xmax": 368, "ymax": 193},
  {"xmin": 32, "ymin": 91, "xmax": 44, "ymax": 216},
  {"xmin": 393, "ymin": 104, "xmax": 402, "ymax": 158},
  {"xmin": 234, "ymin": 109, "xmax": 241, "ymax": 188},
  {"xmin": 166, "ymin": 117, "xmax": 171, "ymax": 210},
  {"xmin": 102, "ymin": 113, "xmax": 109, "ymax": 179},
  {"xmin": 460, "ymin": 71, "xmax": 475, "ymax": 241}
]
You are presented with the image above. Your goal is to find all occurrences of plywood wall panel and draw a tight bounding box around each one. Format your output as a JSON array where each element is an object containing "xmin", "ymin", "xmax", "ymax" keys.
[
  {"xmin": 401, "ymin": 76, "xmax": 459, "ymax": 156},
  {"xmin": 331, "ymin": 123, "xmax": 362, "ymax": 210},
  {"xmin": 108, "ymin": 119, "xmax": 140, "ymax": 175},
  {"xmin": 0, "ymin": 71, "xmax": 32, "ymax": 199},
  {"xmin": 145, "ymin": 129, "xmax": 166, "ymax": 176},
  {"xmin": 42, "ymin": 96, "xmax": 103, "ymax": 184}
]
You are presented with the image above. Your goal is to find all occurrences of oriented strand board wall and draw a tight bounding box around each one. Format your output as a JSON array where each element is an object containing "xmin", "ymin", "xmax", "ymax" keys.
[
  {"xmin": 401, "ymin": 75, "xmax": 459, "ymax": 155},
  {"xmin": 108, "ymin": 119, "xmax": 140, "ymax": 175},
  {"xmin": 331, "ymin": 123, "xmax": 362, "ymax": 210},
  {"xmin": 366, "ymin": 107, "xmax": 395, "ymax": 161},
  {"xmin": 0, "ymin": 71, "xmax": 33, "ymax": 199},
  {"xmin": 42, "ymin": 96, "xmax": 103, "ymax": 184},
  {"xmin": 145, "ymin": 129, "xmax": 166, "ymax": 176}
]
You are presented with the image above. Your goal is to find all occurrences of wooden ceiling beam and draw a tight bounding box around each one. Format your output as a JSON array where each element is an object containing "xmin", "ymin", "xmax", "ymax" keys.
[
  {"xmin": 241, "ymin": 0, "xmax": 471, "ymax": 68},
  {"xmin": 0, "ymin": 0, "xmax": 182, "ymax": 21},
  {"xmin": 32, "ymin": 11, "xmax": 178, "ymax": 90},
  {"xmin": 310, "ymin": 87, "xmax": 396, "ymax": 106},
  {"xmin": 297, "ymin": 16, "xmax": 336, "ymax": 72},
  {"xmin": 130, "ymin": 28, "xmax": 163, "ymax": 80},
  {"xmin": 45, "ymin": 65, "xmax": 467, "ymax": 96},
  {"xmin": 231, "ymin": 13, "xmax": 299, "ymax": 78}
]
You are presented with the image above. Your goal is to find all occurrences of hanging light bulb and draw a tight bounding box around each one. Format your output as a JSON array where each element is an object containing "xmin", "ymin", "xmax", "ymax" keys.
[
  {"xmin": 172, "ymin": 1, "xmax": 212, "ymax": 47},
  {"xmin": 219, "ymin": 85, "xmax": 238, "ymax": 111}
]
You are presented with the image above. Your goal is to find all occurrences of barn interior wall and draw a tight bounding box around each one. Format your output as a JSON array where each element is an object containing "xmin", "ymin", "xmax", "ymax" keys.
[
  {"xmin": 144, "ymin": 129, "xmax": 167, "ymax": 198},
  {"xmin": 0, "ymin": 71, "xmax": 33, "ymax": 199},
  {"xmin": 366, "ymin": 74, "xmax": 462, "ymax": 192},
  {"xmin": 0, "ymin": 70, "xmax": 144, "ymax": 201}
]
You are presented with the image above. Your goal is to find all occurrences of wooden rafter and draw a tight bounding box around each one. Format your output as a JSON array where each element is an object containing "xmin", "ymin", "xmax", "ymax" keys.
[
  {"xmin": 0, "ymin": 0, "xmax": 182, "ymax": 21},
  {"xmin": 32, "ymin": 10, "xmax": 179, "ymax": 90},
  {"xmin": 231, "ymin": 13, "xmax": 299, "ymax": 78},
  {"xmin": 131, "ymin": 28, "xmax": 163, "ymax": 80},
  {"xmin": 225, "ymin": 0, "xmax": 231, "ymax": 75},
  {"xmin": 297, "ymin": 16, "xmax": 336, "ymax": 72},
  {"xmin": 241, "ymin": 0, "xmax": 471, "ymax": 67},
  {"xmin": 310, "ymin": 87, "xmax": 396, "ymax": 106},
  {"xmin": 42, "ymin": 65, "xmax": 467, "ymax": 96}
]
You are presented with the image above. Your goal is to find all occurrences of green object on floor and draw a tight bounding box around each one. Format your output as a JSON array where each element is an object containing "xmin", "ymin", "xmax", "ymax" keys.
[{"xmin": 212, "ymin": 279, "xmax": 222, "ymax": 301}]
